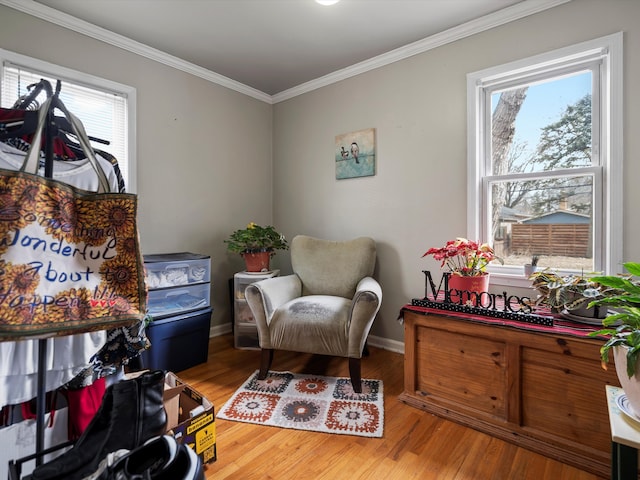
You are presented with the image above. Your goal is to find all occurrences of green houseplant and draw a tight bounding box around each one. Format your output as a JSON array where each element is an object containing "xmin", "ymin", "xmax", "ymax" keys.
[
  {"xmin": 225, "ymin": 223, "xmax": 288, "ymax": 272},
  {"xmin": 587, "ymin": 262, "xmax": 640, "ymax": 415},
  {"xmin": 529, "ymin": 269, "xmax": 610, "ymax": 318},
  {"xmin": 588, "ymin": 262, "xmax": 640, "ymax": 375}
]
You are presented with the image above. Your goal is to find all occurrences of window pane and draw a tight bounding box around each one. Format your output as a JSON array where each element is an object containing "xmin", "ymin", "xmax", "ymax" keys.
[
  {"xmin": 491, "ymin": 71, "xmax": 592, "ymax": 176},
  {"xmin": 490, "ymin": 176, "xmax": 594, "ymax": 272}
]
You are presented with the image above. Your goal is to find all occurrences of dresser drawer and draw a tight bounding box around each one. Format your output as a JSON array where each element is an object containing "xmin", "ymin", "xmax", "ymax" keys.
[
  {"xmin": 147, "ymin": 283, "xmax": 210, "ymax": 318},
  {"xmin": 144, "ymin": 253, "xmax": 211, "ymax": 288}
]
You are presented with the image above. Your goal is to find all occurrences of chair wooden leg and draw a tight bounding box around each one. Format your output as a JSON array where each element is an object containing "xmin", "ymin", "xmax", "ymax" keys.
[
  {"xmin": 259, "ymin": 349, "xmax": 274, "ymax": 379},
  {"xmin": 349, "ymin": 357, "xmax": 362, "ymax": 393}
]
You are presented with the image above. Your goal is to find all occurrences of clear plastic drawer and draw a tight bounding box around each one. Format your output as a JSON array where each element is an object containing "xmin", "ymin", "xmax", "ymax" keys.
[
  {"xmin": 144, "ymin": 253, "xmax": 211, "ymax": 288},
  {"xmin": 147, "ymin": 283, "xmax": 211, "ymax": 318}
]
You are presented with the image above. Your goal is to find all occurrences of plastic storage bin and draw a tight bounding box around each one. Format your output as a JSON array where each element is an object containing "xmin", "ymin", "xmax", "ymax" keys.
[
  {"xmin": 142, "ymin": 252, "xmax": 213, "ymax": 372},
  {"xmin": 141, "ymin": 308, "xmax": 212, "ymax": 372}
]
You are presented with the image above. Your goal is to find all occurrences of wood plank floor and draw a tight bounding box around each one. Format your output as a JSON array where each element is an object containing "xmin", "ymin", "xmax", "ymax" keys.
[{"xmin": 176, "ymin": 335, "xmax": 605, "ymax": 480}]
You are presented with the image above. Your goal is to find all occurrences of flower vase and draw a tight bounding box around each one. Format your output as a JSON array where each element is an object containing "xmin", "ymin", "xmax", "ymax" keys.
[
  {"xmin": 242, "ymin": 251, "xmax": 271, "ymax": 272},
  {"xmin": 447, "ymin": 273, "xmax": 490, "ymax": 304}
]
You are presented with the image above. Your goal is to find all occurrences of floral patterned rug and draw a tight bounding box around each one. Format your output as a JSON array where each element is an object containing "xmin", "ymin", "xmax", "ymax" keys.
[{"xmin": 217, "ymin": 370, "xmax": 384, "ymax": 438}]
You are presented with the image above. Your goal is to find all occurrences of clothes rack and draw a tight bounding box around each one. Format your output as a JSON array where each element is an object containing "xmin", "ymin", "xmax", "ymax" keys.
[
  {"xmin": 6, "ymin": 79, "xmax": 67, "ymax": 479},
  {"xmin": 4, "ymin": 78, "xmax": 144, "ymax": 479}
]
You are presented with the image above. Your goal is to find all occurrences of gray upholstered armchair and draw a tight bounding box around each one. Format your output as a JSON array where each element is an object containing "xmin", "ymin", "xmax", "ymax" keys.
[{"xmin": 245, "ymin": 235, "xmax": 382, "ymax": 393}]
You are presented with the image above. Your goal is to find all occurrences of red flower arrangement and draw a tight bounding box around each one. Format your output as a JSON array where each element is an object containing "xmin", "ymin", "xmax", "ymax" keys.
[{"xmin": 422, "ymin": 238, "xmax": 502, "ymax": 277}]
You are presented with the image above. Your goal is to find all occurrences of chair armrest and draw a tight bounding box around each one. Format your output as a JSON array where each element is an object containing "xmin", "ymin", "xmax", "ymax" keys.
[
  {"xmin": 245, "ymin": 274, "xmax": 302, "ymax": 348},
  {"xmin": 244, "ymin": 274, "xmax": 302, "ymax": 348},
  {"xmin": 347, "ymin": 276, "xmax": 382, "ymax": 358}
]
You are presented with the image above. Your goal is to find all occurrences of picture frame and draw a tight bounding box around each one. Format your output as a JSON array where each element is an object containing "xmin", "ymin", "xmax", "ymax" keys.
[{"xmin": 335, "ymin": 128, "xmax": 376, "ymax": 180}]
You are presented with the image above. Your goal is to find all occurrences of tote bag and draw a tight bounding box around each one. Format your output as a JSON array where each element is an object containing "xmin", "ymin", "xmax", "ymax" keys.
[{"xmin": 0, "ymin": 96, "xmax": 146, "ymax": 340}]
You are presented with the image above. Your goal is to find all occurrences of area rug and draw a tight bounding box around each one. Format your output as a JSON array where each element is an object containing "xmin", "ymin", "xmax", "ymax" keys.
[{"xmin": 217, "ymin": 370, "xmax": 384, "ymax": 438}]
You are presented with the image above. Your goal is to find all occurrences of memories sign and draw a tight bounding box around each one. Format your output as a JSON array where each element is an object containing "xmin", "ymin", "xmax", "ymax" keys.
[{"xmin": 411, "ymin": 271, "xmax": 553, "ymax": 327}]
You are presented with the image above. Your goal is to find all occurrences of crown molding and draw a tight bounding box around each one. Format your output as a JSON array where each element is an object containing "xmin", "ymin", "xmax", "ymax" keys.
[
  {"xmin": 1, "ymin": 0, "xmax": 570, "ymax": 105},
  {"xmin": 272, "ymin": 0, "xmax": 571, "ymax": 103},
  {"xmin": 0, "ymin": 0, "xmax": 273, "ymax": 104}
]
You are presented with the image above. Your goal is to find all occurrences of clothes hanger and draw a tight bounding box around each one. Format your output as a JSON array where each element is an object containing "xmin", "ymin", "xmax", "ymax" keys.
[
  {"xmin": 0, "ymin": 79, "xmax": 53, "ymax": 140},
  {"xmin": 0, "ymin": 80, "xmax": 110, "ymax": 146}
]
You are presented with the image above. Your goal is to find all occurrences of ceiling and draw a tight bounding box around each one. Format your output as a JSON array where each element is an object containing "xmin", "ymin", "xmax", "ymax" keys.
[{"xmin": 28, "ymin": 0, "xmax": 531, "ymax": 97}]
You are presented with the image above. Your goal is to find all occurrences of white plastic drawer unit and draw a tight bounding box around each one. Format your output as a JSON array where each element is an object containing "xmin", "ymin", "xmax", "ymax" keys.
[
  {"xmin": 143, "ymin": 252, "xmax": 212, "ymax": 318},
  {"xmin": 143, "ymin": 252, "xmax": 211, "ymax": 288},
  {"xmin": 147, "ymin": 283, "xmax": 211, "ymax": 317}
]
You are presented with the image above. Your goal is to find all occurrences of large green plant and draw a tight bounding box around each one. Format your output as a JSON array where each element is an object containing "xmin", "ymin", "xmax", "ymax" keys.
[
  {"xmin": 225, "ymin": 223, "xmax": 288, "ymax": 256},
  {"xmin": 588, "ymin": 262, "xmax": 640, "ymax": 377}
]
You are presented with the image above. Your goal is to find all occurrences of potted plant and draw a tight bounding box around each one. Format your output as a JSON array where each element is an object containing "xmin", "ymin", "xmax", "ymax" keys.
[
  {"xmin": 588, "ymin": 262, "xmax": 640, "ymax": 414},
  {"xmin": 225, "ymin": 222, "xmax": 288, "ymax": 272},
  {"xmin": 422, "ymin": 237, "xmax": 502, "ymax": 302},
  {"xmin": 529, "ymin": 269, "xmax": 610, "ymax": 319},
  {"xmin": 523, "ymin": 254, "xmax": 540, "ymax": 277}
]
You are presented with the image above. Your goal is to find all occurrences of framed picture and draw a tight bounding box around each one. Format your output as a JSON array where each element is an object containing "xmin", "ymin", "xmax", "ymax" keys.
[{"xmin": 335, "ymin": 128, "xmax": 376, "ymax": 180}]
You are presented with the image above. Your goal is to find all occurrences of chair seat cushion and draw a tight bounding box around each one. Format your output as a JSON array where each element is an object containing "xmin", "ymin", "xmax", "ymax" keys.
[{"xmin": 269, "ymin": 295, "xmax": 351, "ymax": 356}]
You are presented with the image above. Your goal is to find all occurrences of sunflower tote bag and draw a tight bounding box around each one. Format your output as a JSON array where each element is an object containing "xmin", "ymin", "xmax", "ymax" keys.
[{"xmin": 0, "ymin": 97, "xmax": 146, "ymax": 340}]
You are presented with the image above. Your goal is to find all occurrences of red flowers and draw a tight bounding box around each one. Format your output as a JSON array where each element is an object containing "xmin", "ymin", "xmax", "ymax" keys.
[{"xmin": 422, "ymin": 238, "xmax": 501, "ymax": 277}]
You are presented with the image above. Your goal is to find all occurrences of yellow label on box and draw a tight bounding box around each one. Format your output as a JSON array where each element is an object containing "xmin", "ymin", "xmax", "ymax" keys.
[
  {"xmin": 195, "ymin": 422, "xmax": 216, "ymax": 454},
  {"xmin": 187, "ymin": 413, "xmax": 213, "ymax": 435}
]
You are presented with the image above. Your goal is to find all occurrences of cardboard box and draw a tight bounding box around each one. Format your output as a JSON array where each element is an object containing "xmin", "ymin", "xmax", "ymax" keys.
[{"xmin": 164, "ymin": 372, "xmax": 217, "ymax": 464}]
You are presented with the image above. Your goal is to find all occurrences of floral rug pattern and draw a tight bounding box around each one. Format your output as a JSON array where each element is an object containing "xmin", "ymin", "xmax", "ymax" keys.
[{"xmin": 217, "ymin": 370, "xmax": 384, "ymax": 437}]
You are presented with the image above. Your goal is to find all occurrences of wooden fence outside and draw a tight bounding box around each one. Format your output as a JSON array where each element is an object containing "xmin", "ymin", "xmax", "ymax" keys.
[{"xmin": 510, "ymin": 224, "xmax": 591, "ymax": 257}]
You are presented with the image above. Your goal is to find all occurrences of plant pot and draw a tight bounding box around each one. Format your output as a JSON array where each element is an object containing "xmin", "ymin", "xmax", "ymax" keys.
[
  {"xmin": 565, "ymin": 292, "xmax": 608, "ymax": 319},
  {"xmin": 447, "ymin": 273, "xmax": 490, "ymax": 304},
  {"xmin": 242, "ymin": 251, "xmax": 271, "ymax": 272},
  {"xmin": 614, "ymin": 345, "xmax": 640, "ymax": 416},
  {"xmin": 523, "ymin": 264, "xmax": 538, "ymax": 277},
  {"xmin": 569, "ymin": 302, "xmax": 608, "ymax": 319}
]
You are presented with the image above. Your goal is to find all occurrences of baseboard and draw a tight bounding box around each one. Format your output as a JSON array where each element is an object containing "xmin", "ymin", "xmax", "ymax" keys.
[
  {"xmin": 367, "ymin": 334, "xmax": 405, "ymax": 354},
  {"xmin": 210, "ymin": 322, "xmax": 232, "ymax": 338},
  {"xmin": 209, "ymin": 323, "xmax": 405, "ymax": 355}
]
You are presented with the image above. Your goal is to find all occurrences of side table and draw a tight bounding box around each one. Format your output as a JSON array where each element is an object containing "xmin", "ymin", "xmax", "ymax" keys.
[
  {"xmin": 606, "ymin": 385, "xmax": 640, "ymax": 480},
  {"xmin": 233, "ymin": 270, "xmax": 279, "ymax": 349}
]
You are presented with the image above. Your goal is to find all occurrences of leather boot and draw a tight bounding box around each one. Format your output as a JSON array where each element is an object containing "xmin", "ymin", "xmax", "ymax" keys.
[
  {"xmin": 71, "ymin": 370, "xmax": 167, "ymax": 480},
  {"xmin": 133, "ymin": 369, "xmax": 167, "ymax": 446},
  {"xmin": 32, "ymin": 371, "xmax": 167, "ymax": 480}
]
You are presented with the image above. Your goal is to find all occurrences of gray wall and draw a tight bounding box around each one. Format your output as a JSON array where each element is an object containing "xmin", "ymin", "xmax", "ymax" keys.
[
  {"xmin": 1, "ymin": 0, "xmax": 639, "ymax": 344},
  {"xmin": 272, "ymin": 0, "xmax": 640, "ymax": 343}
]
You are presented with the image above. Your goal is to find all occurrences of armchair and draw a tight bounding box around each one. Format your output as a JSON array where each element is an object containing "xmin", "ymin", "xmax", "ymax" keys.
[{"xmin": 245, "ymin": 235, "xmax": 382, "ymax": 393}]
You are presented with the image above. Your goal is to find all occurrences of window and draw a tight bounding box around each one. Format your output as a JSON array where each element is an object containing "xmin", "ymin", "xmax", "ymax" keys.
[
  {"xmin": 0, "ymin": 49, "xmax": 136, "ymax": 192},
  {"xmin": 467, "ymin": 33, "xmax": 623, "ymax": 286}
]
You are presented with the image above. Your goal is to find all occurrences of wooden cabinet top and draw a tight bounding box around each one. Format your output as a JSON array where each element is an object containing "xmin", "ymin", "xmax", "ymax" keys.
[{"xmin": 400, "ymin": 303, "xmax": 605, "ymax": 342}]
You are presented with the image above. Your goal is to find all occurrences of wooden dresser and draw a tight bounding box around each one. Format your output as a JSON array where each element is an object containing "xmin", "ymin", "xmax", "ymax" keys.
[{"xmin": 399, "ymin": 306, "xmax": 623, "ymax": 478}]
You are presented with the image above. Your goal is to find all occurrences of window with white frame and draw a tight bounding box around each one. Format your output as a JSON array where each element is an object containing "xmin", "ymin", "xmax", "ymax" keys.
[
  {"xmin": 0, "ymin": 49, "xmax": 136, "ymax": 192},
  {"xmin": 467, "ymin": 33, "xmax": 623, "ymax": 286}
]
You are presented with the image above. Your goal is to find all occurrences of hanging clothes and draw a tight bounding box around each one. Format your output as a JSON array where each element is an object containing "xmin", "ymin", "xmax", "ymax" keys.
[
  {"xmin": 0, "ymin": 108, "xmax": 79, "ymax": 160},
  {"xmin": 0, "ymin": 100, "xmax": 126, "ymax": 192}
]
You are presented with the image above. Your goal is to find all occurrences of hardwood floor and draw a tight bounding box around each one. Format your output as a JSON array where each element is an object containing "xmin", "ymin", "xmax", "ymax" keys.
[{"xmin": 176, "ymin": 335, "xmax": 605, "ymax": 480}]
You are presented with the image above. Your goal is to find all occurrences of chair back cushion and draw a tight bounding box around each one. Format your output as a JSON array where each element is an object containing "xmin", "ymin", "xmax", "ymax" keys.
[{"xmin": 291, "ymin": 235, "xmax": 376, "ymax": 298}]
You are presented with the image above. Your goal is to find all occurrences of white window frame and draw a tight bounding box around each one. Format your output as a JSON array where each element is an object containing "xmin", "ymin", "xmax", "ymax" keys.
[
  {"xmin": 0, "ymin": 49, "xmax": 137, "ymax": 192},
  {"xmin": 467, "ymin": 33, "xmax": 623, "ymax": 288}
]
